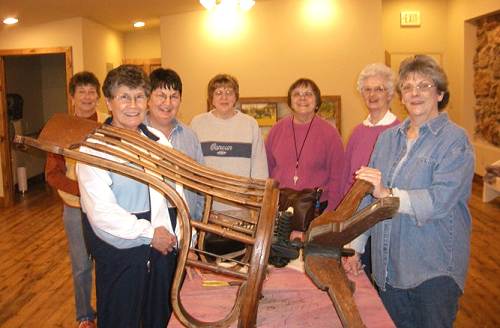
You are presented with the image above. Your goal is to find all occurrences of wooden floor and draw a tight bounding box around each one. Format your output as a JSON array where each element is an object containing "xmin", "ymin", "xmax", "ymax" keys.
[{"xmin": 0, "ymin": 179, "xmax": 498, "ymax": 327}]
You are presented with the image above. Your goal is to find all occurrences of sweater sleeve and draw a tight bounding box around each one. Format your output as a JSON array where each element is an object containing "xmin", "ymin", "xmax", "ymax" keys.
[
  {"xmin": 341, "ymin": 133, "xmax": 355, "ymax": 196},
  {"xmin": 250, "ymin": 120, "xmax": 269, "ymax": 179},
  {"xmin": 45, "ymin": 153, "xmax": 80, "ymax": 195},
  {"xmin": 325, "ymin": 127, "xmax": 345, "ymax": 211},
  {"xmin": 265, "ymin": 126, "xmax": 277, "ymax": 177}
]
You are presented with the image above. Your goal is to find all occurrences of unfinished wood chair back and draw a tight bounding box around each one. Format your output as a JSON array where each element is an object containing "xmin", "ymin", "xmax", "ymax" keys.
[
  {"xmin": 303, "ymin": 179, "xmax": 399, "ymax": 327},
  {"xmin": 15, "ymin": 113, "xmax": 279, "ymax": 328}
]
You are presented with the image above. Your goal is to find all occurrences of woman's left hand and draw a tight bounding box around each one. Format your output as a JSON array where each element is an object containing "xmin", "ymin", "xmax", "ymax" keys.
[{"xmin": 355, "ymin": 166, "xmax": 390, "ymax": 199}]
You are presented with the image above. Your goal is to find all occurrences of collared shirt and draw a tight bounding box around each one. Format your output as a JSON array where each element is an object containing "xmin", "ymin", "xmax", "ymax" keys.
[
  {"xmin": 145, "ymin": 115, "xmax": 205, "ymax": 221},
  {"xmin": 352, "ymin": 113, "xmax": 474, "ymax": 291},
  {"xmin": 362, "ymin": 110, "xmax": 398, "ymax": 127}
]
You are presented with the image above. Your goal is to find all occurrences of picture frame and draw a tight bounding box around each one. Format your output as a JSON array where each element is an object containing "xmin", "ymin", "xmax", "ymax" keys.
[
  {"xmin": 239, "ymin": 102, "xmax": 277, "ymax": 126},
  {"xmin": 238, "ymin": 96, "xmax": 341, "ymax": 135}
]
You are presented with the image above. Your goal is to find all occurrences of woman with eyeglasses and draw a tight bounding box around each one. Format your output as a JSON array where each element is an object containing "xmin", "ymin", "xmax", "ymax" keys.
[
  {"xmin": 191, "ymin": 74, "xmax": 268, "ymax": 256},
  {"xmin": 191, "ymin": 73, "xmax": 268, "ymax": 183},
  {"xmin": 265, "ymin": 78, "xmax": 344, "ymax": 240},
  {"xmin": 77, "ymin": 65, "xmax": 180, "ymax": 327},
  {"xmin": 346, "ymin": 55, "xmax": 474, "ymax": 328},
  {"xmin": 342, "ymin": 63, "xmax": 400, "ymax": 277}
]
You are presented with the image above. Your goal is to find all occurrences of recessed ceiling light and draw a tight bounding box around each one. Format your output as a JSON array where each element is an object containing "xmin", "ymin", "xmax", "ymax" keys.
[
  {"xmin": 133, "ymin": 21, "xmax": 145, "ymax": 28},
  {"xmin": 3, "ymin": 17, "xmax": 19, "ymax": 25}
]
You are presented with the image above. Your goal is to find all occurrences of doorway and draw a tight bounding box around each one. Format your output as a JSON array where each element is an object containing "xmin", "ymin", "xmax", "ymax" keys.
[{"xmin": 0, "ymin": 47, "xmax": 73, "ymax": 207}]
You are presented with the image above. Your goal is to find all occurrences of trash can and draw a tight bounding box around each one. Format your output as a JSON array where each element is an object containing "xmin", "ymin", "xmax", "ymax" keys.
[{"xmin": 17, "ymin": 166, "xmax": 28, "ymax": 194}]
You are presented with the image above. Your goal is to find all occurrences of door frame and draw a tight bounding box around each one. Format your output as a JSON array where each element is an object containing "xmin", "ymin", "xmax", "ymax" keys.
[{"xmin": 0, "ymin": 47, "xmax": 73, "ymax": 207}]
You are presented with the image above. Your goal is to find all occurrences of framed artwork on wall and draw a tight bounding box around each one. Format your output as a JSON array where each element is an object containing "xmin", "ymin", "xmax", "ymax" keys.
[{"xmin": 240, "ymin": 102, "xmax": 278, "ymax": 126}]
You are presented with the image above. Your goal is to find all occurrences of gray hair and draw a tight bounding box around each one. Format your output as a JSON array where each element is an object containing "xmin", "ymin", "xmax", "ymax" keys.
[
  {"xmin": 397, "ymin": 55, "xmax": 449, "ymax": 110},
  {"xmin": 357, "ymin": 63, "xmax": 396, "ymax": 98}
]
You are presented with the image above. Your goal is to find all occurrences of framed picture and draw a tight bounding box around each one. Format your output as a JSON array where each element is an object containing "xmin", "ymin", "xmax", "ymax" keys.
[
  {"xmin": 239, "ymin": 102, "xmax": 277, "ymax": 126},
  {"xmin": 317, "ymin": 96, "xmax": 341, "ymax": 133},
  {"xmin": 239, "ymin": 96, "xmax": 341, "ymax": 135}
]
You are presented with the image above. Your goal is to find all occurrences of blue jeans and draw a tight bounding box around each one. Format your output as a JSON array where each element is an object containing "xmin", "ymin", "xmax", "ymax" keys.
[
  {"xmin": 63, "ymin": 205, "xmax": 96, "ymax": 322},
  {"xmin": 379, "ymin": 276, "xmax": 461, "ymax": 328}
]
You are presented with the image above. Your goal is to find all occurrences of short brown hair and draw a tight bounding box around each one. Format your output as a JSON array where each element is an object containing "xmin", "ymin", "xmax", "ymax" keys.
[
  {"xmin": 287, "ymin": 78, "xmax": 322, "ymax": 112},
  {"xmin": 150, "ymin": 68, "xmax": 182, "ymax": 95},
  {"xmin": 102, "ymin": 65, "xmax": 151, "ymax": 99},
  {"xmin": 207, "ymin": 74, "xmax": 239, "ymax": 111},
  {"xmin": 397, "ymin": 55, "xmax": 449, "ymax": 111},
  {"xmin": 69, "ymin": 71, "xmax": 100, "ymax": 97}
]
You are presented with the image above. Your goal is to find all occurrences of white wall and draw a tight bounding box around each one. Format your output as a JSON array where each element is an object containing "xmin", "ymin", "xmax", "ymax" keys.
[
  {"xmin": 40, "ymin": 54, "xmax": 67, "ymax": 122},
  {"xmin": 124, "ymin": 28, "xmax": 161, "ymax": 59},
  {"xmin": 160, "ymin": 0, "xmax": 385, "ymax": 139},
  {"xmin": 82, "ymin": 18, "xmax": 124, "ymax": 116},
  {"xmin": 0, "ymin": 17, "xmax": 85, "ymax": 71}
]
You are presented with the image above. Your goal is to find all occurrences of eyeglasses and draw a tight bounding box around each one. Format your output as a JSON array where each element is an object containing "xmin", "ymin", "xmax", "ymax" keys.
[
  {"xmin": 114, "ymin": 93, "xmax": 147, "ymax": 104},
  {"xmin": 76, "ymin": 89, "xmax": 98, "ymax": 97},
  {"xmin": 152, "ymin": 92, "xmax": 180, "ymax": 102},
  {"xmin": 214, "ymin": 89, "xmax": 235, "ymax": 97},
  {"xmin": 291, "ymin": 91, "xmax": 315, "ymax": 98},
  {"xmin": 401, "ymin": 82, "xmax": 435, "ymax": 94},
  {"xmin": 361, "ymin": 86, "xmax": 386, "ymax": 95}
]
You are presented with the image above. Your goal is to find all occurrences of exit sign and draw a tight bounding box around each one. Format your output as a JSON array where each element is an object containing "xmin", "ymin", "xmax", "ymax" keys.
[{"xmin": 400, "ymin": 11, "xmax": 421, "ymax": 27}]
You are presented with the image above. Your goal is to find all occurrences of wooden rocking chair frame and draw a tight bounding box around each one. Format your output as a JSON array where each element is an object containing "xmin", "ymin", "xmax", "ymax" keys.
[
  {"xmin": 16, "ymin": 113, "xmax": 400, "ymax": 328},
  {"xmin": 15, "ymin": 113, "xmax": 279, "ymax": 328}
]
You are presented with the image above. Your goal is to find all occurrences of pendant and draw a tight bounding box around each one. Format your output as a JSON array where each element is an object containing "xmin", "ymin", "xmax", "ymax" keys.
[{"xmin": 293, "ymin": 165, "xmax": 299, "ymax": 185}]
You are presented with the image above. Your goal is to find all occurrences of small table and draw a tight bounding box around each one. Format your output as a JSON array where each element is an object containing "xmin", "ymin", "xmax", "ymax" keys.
[
  {"xmin": 169, "ymin": 265, "xmax": 394, "ymax": 327},
  {"xmin": 483, "ymin": 160, "xmax": 500, "ymax": 202}
]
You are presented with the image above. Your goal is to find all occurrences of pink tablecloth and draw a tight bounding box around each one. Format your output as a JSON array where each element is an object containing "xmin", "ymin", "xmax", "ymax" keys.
[{"xmin": 169, "ymin": 266, "xmax": 394, "ymax": 327}]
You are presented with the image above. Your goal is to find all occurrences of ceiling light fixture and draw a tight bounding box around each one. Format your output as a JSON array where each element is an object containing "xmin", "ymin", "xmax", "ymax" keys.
[
  {"xmin": 3, "ymin": 17, "xmax": 19, "ymax": 25},
  {"xmin": 200, "ymin": 0, "xmax": 255, "ymax": 12},
  {"xmin": 133, "ymin": 21, "xmax": 145, "ymax": 28}
]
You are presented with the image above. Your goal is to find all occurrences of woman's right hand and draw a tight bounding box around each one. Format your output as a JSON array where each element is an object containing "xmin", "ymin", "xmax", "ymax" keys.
[
  {"xmin": 355, "ymin": 166, "xmax": 391, "ymax": 199},
  {"xmin": 151, "ymin": 227, "xmax": 177, "ymax": 255},
  {"xmin": 342, "ymin": 252, "xmax": 364, "ymax": 276}
]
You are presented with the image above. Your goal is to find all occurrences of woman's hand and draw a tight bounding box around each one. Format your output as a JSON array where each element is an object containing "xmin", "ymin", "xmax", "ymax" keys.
[
  {"xmin": 342, "ymin": 253, "xmax": 364, "ymax": 276},
  {"xmin": 355, "ymin": 166, "xmax": 391, "ymax": 199},
  {"xmin": 151, "ymin": 227, "xmax": 177, "ymax": 255}
]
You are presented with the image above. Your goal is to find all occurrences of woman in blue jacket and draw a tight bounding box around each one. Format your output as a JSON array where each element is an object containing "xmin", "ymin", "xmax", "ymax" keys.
[{"xmin": 347, "ymin": 55, "xmax": 474, "ymax": 328}]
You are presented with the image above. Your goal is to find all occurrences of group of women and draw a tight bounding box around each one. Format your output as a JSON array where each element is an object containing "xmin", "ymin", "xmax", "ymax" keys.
[
  {"xmin": 192, "ymin": 55, "xmax": 474, "ymax": 328},
  {"xmin": 78, "ymin": 54, "xmax": 473, "ymax": 328}
]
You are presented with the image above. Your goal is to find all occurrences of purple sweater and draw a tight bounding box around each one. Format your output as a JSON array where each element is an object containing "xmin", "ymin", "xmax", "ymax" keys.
[
  {"xmin": 265, "ymin": 115, "xmax": 345, "ymax": 210},
  {"xmin": 342, "ymin": 119, "xmax": 400, "ymax": 195}
]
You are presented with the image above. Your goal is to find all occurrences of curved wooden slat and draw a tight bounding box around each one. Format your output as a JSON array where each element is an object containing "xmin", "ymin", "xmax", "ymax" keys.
[{"xmin": 14, "ymin": 113, "xmax": 279, "ymax": 328}]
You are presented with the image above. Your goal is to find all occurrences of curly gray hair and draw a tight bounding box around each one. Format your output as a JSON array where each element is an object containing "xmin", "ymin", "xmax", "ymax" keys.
[{"xmin": 356, "ymin": 63, "xmax": 396, "ymax": 98}]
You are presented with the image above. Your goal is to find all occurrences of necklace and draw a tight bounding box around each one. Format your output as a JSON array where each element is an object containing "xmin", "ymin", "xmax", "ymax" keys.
[{"xmin": 291, "ymin": 115, "xmax": 315, "ymax": 185}]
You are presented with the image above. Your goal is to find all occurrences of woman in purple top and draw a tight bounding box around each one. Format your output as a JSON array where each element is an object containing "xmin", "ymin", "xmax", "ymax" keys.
[
  {"xmin": 343, "ymin": 64, "xmax": 400, "ymax": 194},
  {"xmin": 343, "ymin": 63, "xmax": 400, "ymax": 277},
  {"xmin": 265, "ymin": 78, "xmax": 344, "ymax": 239}
]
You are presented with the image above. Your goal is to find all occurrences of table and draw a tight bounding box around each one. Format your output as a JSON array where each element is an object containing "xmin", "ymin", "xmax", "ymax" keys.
[
  {"xmin": 169, "ymin": 264, "xmax": 394, "ymax": 327},
  {"xmin": 483, "ymin": 160, "xmax": 500, "ymax": 202}
]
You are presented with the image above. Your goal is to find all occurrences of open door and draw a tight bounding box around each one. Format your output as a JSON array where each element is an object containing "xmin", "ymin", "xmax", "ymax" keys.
[
  {"xmin": 0, "ymin": 56, "xmax": 14, "ymax": 207},
  {"xmin": 0, "ymin": 47, "xmax": 73, "ymax": 207}
]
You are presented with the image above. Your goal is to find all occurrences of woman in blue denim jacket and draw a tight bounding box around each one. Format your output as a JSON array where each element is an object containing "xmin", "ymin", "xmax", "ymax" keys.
[{"xmin": 346, "ymin": 55, "xmax": 475, "ymax": 328}]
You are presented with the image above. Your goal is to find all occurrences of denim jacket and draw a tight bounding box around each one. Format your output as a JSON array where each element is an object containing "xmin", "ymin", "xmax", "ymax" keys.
[
  {"xmin": 355, "ymin": 113, "xmax": 474, "ymax": 291},
  {"xmin": 145, "ymin": 116, "xmax": 206, "ymax": 221}
]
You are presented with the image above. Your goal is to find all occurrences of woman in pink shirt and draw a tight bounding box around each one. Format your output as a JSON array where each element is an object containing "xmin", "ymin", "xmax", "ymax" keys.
[
  {"xmin": 343, "ymin": 63, "xmax": 400, "ymax": 277},
  {"xmin": 265, "ymin": 78, "xmax": 344, "ymax": 238}
]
